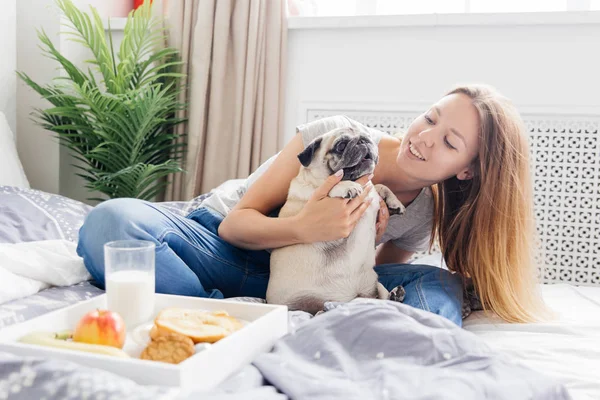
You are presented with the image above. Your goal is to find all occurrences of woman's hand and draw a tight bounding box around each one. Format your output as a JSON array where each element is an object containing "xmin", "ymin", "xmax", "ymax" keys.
[
  {"xmin": 294, "ymin": 172, "xmax": 374, "ymax": 243},
  {"xmin": 375, "ymin": 196, "xmax": 390, "ymax": 243}
]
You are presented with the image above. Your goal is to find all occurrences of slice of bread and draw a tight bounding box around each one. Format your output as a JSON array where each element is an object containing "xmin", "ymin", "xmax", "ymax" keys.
[{"xmin": 153, "ymin": 308, "xmax": 244, "ymax": 343}]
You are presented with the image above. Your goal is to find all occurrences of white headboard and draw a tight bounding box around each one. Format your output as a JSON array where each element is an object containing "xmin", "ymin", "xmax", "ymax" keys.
[{"xmin": 305, "ymin": 107, "xmax": 600, "ymax": 287}]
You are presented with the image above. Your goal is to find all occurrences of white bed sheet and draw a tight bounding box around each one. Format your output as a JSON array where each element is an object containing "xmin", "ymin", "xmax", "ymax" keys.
[{"xmin": 464, "ymin": 284, "xmax": 600, "ymax": 400}]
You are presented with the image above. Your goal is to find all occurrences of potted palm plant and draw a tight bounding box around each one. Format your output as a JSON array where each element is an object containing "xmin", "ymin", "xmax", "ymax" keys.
[{"xmin": 19, "ymin": 0, "xmax": 186, "ymax": 202}]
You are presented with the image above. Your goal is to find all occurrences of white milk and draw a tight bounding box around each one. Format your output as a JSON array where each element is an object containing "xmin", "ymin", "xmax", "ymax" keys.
[{"xmin": 106, "ymin": 270, "xmax": 155, "ymax": 330}]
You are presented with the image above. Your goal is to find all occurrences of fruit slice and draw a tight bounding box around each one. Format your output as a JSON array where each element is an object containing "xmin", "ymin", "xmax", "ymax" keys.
[
  {"xmin": 154, "ymin": 308, "xmax": 244, "ymax": 343},
  {"xmin": 18, "ymin": 331, "xmax": 130, "ymax": 358}
]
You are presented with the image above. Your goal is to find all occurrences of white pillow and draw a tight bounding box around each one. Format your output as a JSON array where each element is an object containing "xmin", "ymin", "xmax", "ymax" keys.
[{"xmin": 0, "ymin": 112, "xmax": 30, "ymax": 188}]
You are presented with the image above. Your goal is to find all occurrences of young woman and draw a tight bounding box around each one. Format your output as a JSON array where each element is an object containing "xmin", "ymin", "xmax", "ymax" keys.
[{"xmin": 77, "ymin": 84, "xmax": 548, "ymax": 326}]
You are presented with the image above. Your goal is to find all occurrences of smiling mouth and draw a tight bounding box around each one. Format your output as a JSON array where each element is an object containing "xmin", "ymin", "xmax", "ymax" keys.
[{"xmin": 409, "ymin": 143, "xmax": 426, "ymax": 161}]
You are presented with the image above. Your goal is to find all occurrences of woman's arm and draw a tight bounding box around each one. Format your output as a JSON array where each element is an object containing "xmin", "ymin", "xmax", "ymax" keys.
[
  {"xmin": 375, "ymin": 241, "xmax": 414, "ymax": 265},
  {"xmin": 218, "ymin": 133, "xmax": 306, "ymax": 250},
  {"xmin": 218, "ymin": 132, "xmax": 373, "ymax": 250}
]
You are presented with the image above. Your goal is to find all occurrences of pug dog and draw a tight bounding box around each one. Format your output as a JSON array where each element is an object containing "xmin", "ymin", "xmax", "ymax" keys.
[{"xmin": 266, "ymin": 127, "xmax": 407, "ymax": 314}]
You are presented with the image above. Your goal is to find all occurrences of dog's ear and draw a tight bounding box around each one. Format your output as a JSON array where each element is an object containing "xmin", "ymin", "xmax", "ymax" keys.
[{"xmin": 297, "ymin": 138, "xmax": 322, "ymax": 167}]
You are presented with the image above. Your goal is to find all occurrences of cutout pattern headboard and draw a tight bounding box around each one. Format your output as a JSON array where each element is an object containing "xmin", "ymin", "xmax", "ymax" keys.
[{"xmin": 306, "ymin": 108, "xmax": 600, "ymax": 287}]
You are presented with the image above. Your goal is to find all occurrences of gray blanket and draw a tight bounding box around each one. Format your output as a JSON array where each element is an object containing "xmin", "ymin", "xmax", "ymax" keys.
[{"xmin": 0, "ymin": 299, "xmax": 570, "ymax": 400}]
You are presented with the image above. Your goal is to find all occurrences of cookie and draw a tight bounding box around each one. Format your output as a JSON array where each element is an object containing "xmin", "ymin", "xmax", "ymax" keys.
[{"xmin": 140, "ymin": 332, "xmax": 195, "ymax": 364}]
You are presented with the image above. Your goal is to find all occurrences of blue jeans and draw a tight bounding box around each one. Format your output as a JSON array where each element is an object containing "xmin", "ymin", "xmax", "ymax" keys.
[{"xmin": 77, "ymin": 199, "xmax": 464, "ymax": 326}]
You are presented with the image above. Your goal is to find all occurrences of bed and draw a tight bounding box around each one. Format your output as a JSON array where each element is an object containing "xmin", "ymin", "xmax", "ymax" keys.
[
  {"xmin": 465, "ymin": 284, "xmax": 600, "ymax": 400},
  {"xmin": 0, "ymin": 111, "xmax": 598, "ymax": 399},
  {"xmin": 0, "ymin": 184, "xmax": 598, "ymax": 400}
]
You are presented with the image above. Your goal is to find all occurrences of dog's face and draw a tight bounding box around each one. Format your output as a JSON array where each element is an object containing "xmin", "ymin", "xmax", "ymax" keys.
[{"xmin": 297, "ymin": 127, "xmax": 379, "ymax": 181}]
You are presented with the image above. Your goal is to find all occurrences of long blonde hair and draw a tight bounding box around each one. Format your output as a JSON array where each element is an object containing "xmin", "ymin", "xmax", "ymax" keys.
[{"xmin": 431, "ymin": 84, "xmax": 549, "ymax": 323}]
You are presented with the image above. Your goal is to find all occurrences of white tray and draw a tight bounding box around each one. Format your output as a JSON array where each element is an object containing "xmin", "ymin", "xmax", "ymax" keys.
[{"xmin": 0, "ymin": 294, "xmax": 288, "ymax": 391}]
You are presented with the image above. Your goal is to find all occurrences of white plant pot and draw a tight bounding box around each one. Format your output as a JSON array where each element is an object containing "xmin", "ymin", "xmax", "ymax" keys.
[{"xmin": 92, "ymin": 0, "xmax": 134, "ymax": 18}]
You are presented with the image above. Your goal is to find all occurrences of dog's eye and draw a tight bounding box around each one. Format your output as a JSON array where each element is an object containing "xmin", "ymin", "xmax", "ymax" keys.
[{"xmin": 336, "ymin": 142, "xmax": 347, "ymax": 152}]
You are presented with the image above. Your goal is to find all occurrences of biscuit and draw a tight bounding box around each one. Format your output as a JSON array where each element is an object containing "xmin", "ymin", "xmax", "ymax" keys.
[{"xmin": 140, "ymin": 332, "xmax": 195, "ymax": 364}]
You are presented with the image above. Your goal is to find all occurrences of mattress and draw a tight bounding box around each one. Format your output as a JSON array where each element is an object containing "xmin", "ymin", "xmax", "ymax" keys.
[{"xmin": 464, "ymin": 284, "xmax": 600, "ymax": 400}]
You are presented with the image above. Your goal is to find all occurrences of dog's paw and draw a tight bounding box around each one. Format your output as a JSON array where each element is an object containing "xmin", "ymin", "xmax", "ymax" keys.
[
  {"xmin": 389, "ymin": 285, "xmax": 406, "ymax": 303},
  {"xmin": 329, "ymin": 181, "xmax": 363, "ymax": 199},
  {"xmin": 374, "ymin": 184, "xmax": 406, "ymax": 215}
]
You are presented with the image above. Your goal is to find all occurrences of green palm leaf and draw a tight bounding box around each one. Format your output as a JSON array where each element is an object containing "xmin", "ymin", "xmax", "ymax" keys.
[{"xmin": 19, "ymin": 0, "xmax": 187, "ymax": 201}]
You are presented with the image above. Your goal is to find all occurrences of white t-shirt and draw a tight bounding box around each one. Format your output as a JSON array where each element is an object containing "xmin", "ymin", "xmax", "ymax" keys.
[{"xmin": 201, "ymin": 115, "xmax": 434, "ymax": 252}]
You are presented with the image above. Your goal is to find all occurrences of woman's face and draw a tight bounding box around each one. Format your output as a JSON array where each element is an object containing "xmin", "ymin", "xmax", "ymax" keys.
[{"xmin": 397, "ymin": 93, "xmax": 481, "ymax": 185}]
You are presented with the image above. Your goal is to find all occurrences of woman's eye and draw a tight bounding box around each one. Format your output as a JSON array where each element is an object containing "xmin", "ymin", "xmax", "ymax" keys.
[
  {"xmin": 424, "ymin": 115, "xmax": 434, "ymax": 125},
  {"xmin": 444, "ymin": 137, "xmax": 456, "ymax": 150}
]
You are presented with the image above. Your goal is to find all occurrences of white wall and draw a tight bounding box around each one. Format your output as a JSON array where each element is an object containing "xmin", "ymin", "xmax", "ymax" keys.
[
  {"xmin": 283, "ymin": 14, "xmax": 600, "ymax": 144},
  {"xmin": 17, "ymin": 0, "xmax": 61, "ymax": 194},
  {"xmin": 16, "ymin": 9, "xmax": 600, "ymax": 199},
  {"xmin": 0, "ymin": 0, "xmax": 17, "ymax": 133}
]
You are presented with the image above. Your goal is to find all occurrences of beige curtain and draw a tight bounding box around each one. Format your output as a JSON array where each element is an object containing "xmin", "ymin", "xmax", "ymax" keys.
[{"xmin": 162, "ymin": 0, "xmax": 287, "ymax": 201}]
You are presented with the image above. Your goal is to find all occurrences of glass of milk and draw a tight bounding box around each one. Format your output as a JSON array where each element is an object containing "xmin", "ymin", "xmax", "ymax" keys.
[{"xmin": 104, "ymin": 240, "xmax": 156, "ymax": 329}]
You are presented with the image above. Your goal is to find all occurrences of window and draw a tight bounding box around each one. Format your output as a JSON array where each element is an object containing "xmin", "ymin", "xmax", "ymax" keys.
[{"xmin": 288, "ymin": 0, "xmax": 600, "ymax": 17}]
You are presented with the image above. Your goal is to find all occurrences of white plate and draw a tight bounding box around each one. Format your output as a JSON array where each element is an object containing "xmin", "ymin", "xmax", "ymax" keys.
[{"xmin": 0, "ymin": 294, "xmax": 288, "ymax": 391}]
